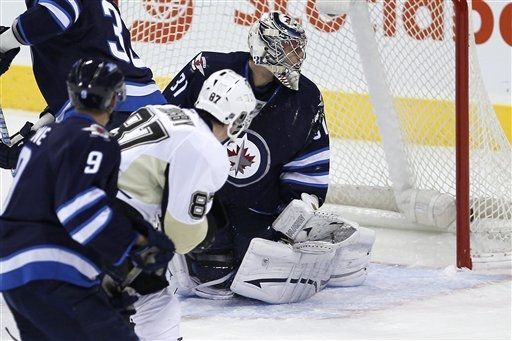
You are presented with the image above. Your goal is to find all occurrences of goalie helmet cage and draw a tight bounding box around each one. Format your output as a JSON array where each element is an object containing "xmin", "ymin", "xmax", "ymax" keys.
[{"xmin": 117, "ymin": 0, "xmax": 511, "ymax": 269}]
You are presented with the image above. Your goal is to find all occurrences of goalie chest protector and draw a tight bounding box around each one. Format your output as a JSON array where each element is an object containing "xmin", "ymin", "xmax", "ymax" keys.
[{"xmin": 163, "ymin": 51, "xmax": 330, "ymax": 215}]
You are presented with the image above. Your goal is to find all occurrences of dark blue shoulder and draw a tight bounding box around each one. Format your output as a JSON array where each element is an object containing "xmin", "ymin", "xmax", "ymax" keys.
[
  {"xmin": 192, "ymin": 51, "xmax": 250, "ymax": 76},
  {"xmin": 299, "ymin": 74, "xmax": 322, "ymax": 99},
  {"xmin": 49, "ymin": 118, "xmax": 117, "ymax": 152}
]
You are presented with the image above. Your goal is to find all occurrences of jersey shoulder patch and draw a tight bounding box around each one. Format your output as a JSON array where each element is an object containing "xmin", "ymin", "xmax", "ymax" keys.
[
  {"xmin": 190, "ymin": 52, "xmax": 207, "ymax": 76},
  {"xmin": 191, "ymin": 51, "xmax": 249, "ymax": 75},
  {"xmin": 82, "ymin": 124, "xmax": 111, "ymax": 141}
]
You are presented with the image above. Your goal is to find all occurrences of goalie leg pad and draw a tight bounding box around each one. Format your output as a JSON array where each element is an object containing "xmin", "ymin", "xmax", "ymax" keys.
[
  {"xmin": 131, "ymin": 287, "xmax": 181, "ymax": 341},
  {"xmin": 168, "ymin": 254, "xmax": 197, "ymax": 297},
  {"xmin": 230, "ymin": 238, "xmax": 334, "ymax": 304},
  {"xmin": 328, "ymin": 226, "xmax": 376, "ymax": 287},
  {"xmin": 168, "ymin": 254, "xmax": 234, "ymax": 300}
]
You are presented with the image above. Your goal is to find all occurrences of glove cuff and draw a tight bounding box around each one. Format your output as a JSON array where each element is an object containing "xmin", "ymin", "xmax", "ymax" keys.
[
  {"xmin": 0, "ymin": 27, "xmax": 22, "ymax": 53},
  {"xmin": 19, "ymin": 121, "xmax": 34, "ymax": 138}
]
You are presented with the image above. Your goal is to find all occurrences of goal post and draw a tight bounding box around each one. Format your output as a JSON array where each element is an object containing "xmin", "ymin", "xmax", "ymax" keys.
[
  {"xmin": 117, "ymin": 0, "xmax": 511, "ymax": 269},
  {"xmin": 454, "ymin": 0, "xmax": 471, "ymax": 269}
]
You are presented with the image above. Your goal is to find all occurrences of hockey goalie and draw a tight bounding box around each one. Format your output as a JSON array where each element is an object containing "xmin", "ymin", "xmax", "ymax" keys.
[
  {"xmin": 167, "ymin": 11, "xmax": 376, "ymax": 304},
  {"xmin": 172, "ymin": 194, "xmax": 375, "ymax": 304}
]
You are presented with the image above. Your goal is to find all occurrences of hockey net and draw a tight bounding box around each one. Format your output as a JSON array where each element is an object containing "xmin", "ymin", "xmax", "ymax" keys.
[{"xmin": 117, "ymin": 0, "xmax": 511, "ymax": 268}]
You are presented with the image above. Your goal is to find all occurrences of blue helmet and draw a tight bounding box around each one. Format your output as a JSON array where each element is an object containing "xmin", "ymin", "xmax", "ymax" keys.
[{"xmin": 67, "ymin": 58, "xmax": 126, "ymax": 112}]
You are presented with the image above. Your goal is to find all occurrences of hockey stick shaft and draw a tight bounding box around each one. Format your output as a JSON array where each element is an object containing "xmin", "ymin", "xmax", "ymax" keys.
[
  {"xmin": 0, "ymin": 106, "xmax": 12, "ymax": 146},
  {"xmin": 8, "ymin": 112, "xmax": 55, "ymax": 146},
  {"xmin": 121, "ymin": 266, "xmax": 142, "ymax": 288},
  {"xmin": 0, "ymin": 106, "xmax": 16, "ymax": 176}
]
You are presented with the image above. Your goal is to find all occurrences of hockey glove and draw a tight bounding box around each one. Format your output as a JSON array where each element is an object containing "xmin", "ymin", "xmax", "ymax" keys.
[
  {"xmin": 0, "ymin": 143, "xmax": 20, "ymax": 169},
  {"xmin": 0, "ymin": 26, "xmax": 20, "ymax": 76},
  {"xmin": 0, "ymin": 121, "xmax": 32, "ymax": 169},
  {"xmin": 0, "ymin": 108, "xmax": 55, "ymax": 169},
  {"xmin": 130, "ymin": 225, "xmax": 175, "ymax": 274},
  {"xmin": 101, "ymin": 272, "xmax": 138, "ymax": 319}
]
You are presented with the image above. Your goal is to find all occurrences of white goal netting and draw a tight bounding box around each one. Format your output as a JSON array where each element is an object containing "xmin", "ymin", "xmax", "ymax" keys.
[{"xmin": 117, "ymin": 0, "xmax": 511, "ymax": 265}]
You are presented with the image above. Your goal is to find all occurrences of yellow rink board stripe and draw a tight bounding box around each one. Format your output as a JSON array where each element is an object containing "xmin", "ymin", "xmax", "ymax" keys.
[{"xmin": 1, "ymin": 65, "xmax": 510, "ymax": 144}]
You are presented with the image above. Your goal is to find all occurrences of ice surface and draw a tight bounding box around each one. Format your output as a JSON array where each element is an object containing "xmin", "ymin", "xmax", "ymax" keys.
[{"xmin": 0, "ymin": 110, "xmax": 510, "ymax": 340}]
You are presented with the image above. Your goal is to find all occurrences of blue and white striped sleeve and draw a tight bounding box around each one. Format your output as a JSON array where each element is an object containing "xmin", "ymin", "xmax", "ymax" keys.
[
  {"xmin": 279, "ymin": 95, "xmax": 330, "ymax": 207},
  {"xmin": 53, "ymin": 132, "xmax": 138, "ymax": 266},
  {"xmin": 281, "ymin": 147, "xmax": 330, "ymax": 189},
  {"xmin": 56, "ymin": 187, "xmax": 114, "ymax": 245},
  {"xmin": 12, "ymin": 0, "xmax": 81, "ymax": 45}
]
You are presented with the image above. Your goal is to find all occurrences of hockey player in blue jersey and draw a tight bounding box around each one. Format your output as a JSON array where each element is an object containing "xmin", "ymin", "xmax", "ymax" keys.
[
  {"xmin": 0, "ymin": 58, "xmax": 174, "ymax": 339},
  {"xmin": 164, "ymin": 12, "xmax": 376, "ymax": 303},
  {"xmin": 0, "ymin": 0, "xmax": 166, "ymax": 128}
]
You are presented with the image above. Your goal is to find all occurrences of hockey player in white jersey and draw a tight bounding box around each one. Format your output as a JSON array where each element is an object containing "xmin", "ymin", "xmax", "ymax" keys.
[{"xmin": 113, "ymin": 69, "xmax": 257, "ymax": 340}]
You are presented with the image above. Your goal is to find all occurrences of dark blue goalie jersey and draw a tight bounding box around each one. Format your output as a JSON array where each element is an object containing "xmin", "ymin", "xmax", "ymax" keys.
[
  {"xmin": 163, "ymin": 51, "xmax": 330, "ymax": 217},
  {"xmin": 12, "ymin": 0, "xmax": 165, "ymax": 117},
  {"xmin": 0, "ymin": 113, "xmax": 138, "ymax": 291}
]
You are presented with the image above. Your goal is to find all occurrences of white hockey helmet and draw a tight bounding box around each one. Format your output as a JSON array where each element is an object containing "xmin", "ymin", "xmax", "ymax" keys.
[
  {"xmin": 195, "ymin": 69, "xmax": 257, "ymax": 140},
  {"xmin": 248, "ymin": 11, "xmax": 307, "ymax": 90}
]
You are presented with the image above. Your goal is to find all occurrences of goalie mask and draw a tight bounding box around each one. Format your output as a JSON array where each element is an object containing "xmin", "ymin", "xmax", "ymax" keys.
[
  {"xmin": 248, "ymin": 11, "xmax": 307, "ymax": 91},
  {"xmin": 195, "ymin": 69, "xmax": 257, "ymax": 140}
]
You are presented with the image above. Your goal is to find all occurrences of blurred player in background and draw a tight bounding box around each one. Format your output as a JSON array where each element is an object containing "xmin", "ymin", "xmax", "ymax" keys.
[
  {"xmin": 0, "ymin": 0, "xmax": 167, "ymax": 169},
  {"xmin": 114, "ymin": 69, "xmax": 256, "ymax": 340},
  {"xmin": 163, "ymin": 11, "xmax": 375, "ymax": 303},
  {"xmin": 0, "ymin": 58, "xmax": 174, "ymax": 340}
]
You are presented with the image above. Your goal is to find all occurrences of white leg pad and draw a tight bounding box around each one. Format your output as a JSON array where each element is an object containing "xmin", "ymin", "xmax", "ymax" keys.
[
  {"xmin": 131, "ymin": 287, "xmax": 181, "ymax": 341},
  {"xmin": 328, "ymin": 226, "xmax": 376, "ymax": 287},
  {"xmin": 168, "ymin": 254, "xmax": 234, "ymax": 300},
  {"xmin": 168, "ymin": 254, "xmax": 198, "ymax": 297},
  {"xmin": 230, "ymin": 238, "xmax": 335, "ymax": 304}
]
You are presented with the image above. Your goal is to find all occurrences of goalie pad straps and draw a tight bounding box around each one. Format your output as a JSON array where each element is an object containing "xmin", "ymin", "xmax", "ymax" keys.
[{"xmin": 230, "ymin": 238, "xmax": 334, "ymax": 304}]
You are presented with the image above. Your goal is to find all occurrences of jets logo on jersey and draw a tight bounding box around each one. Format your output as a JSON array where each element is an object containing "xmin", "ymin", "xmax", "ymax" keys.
[
  {"xmin": 225, "ymin": 130, "xmax": 270, "ymax": 187},
  {"xmin": 82, "ymin": 124, "xmax": 111, "ymax": 140},
  {"xmin": 191, "ymin": 53, "xmax": 207, "ymax": 76},
  {"xmin": 228, "ymin": 140, "xmax": 255, "ymax": 175}
]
